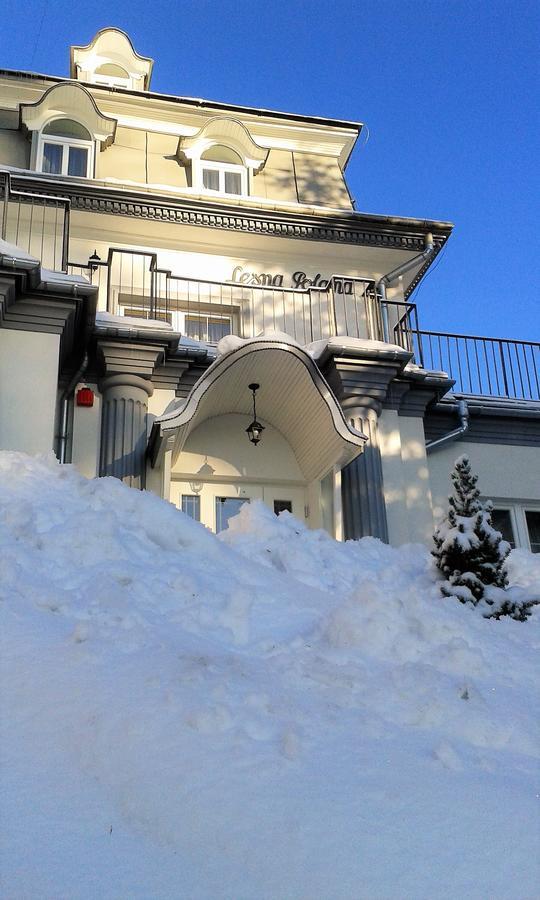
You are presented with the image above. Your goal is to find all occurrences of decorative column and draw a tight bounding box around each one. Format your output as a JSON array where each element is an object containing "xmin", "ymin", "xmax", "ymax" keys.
[
  {"xmin": 99, "ymin": 373, "xmax": 154, "ymax": 488},
  {"xmin": 320, "ymin": 344, "xmax": 413, "ymax": 542},
  {"xmin": 341, "ymin": 400, "xmax": 388, "ymax": 542}
]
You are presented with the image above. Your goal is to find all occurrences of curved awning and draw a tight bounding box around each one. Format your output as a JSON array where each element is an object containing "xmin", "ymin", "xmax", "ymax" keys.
[
  {"xmin": 150, "ymin": 335, "xmax": 366, "ymax": 482},
  {"xmin": 177, "ymin": 117, "xmax": 269, "ymax": 172},
  {"xmin": 20, "ymin": 83, "xmax": 117, "ymax": 149}
]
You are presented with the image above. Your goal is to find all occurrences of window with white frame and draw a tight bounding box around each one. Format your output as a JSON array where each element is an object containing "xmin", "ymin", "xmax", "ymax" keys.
[
  {"xmin": 37, "ymin": 118, "xmax": 94, "ymax": 178},
  {"xmin": 491, "ymin": 508, "xmax": 516, "ymax": 548},
  {"xmin": 198, "ymin": 145, "xmax": 247, "ymax": 197},
  {"xmin": 490, "ymin": 502, "xmax": 540, "ymax": 554},
  {"xmin": 525, "ymin": 510, "xmax": 540, "ymax": 553}
]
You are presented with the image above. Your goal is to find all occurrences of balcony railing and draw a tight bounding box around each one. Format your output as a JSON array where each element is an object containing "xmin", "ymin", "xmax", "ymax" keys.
[
  {"xmin": 394, "ymin": 327, "xmax": 540, "ymax": 402},
  {"xmin": 1, "ymin": 173, "xmax": 70, "ymax": 271},
  {"xmin": 68, "ymin": 248, "xmax": 382, "ymax": 345}
]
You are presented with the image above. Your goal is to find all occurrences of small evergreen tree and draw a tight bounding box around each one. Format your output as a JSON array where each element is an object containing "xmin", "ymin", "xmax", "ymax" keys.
[{"xmin": 432, "ymin": 455, "xmax": 510, "ymax": 606}]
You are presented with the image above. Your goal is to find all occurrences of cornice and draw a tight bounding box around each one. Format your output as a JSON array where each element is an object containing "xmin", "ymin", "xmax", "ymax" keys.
[{"xmin": 2, "ymin": 173, "xmax": 450, "ymax": 263}]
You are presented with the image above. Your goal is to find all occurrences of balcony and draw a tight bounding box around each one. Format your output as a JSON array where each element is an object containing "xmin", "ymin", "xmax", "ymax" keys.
[{"xmin": 2, "ymin": 171, "xmax": 539, "ymax": 402}]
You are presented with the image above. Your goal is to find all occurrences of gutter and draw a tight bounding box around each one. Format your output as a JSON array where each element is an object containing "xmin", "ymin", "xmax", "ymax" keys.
[
  {"xmin": 376, "ymin": 232, "xmax": 435, "ymax": 341},
  {"xmin": 56, "ymin": 352, "xmax": 89, "ymax": 464},
  {"xmin": 426, "ymin": 398, "xmax": 469, "ymax": 454}
]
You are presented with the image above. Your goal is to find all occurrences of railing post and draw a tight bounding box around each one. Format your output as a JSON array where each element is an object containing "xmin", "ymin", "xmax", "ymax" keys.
[
  {"xmin": 1, "ymin": 173, "xmax": 9, "ymax": 241},
  {"xmin": 61, "ymin": 202, "xmax": 70, "ymax": 272},
  {"xmin": 328, "ymin": 283, "xmax": 337, "ymax": 337},
  {"xmin": 498, "ymin": 340, "xmax": 509, "ymax": 397}
]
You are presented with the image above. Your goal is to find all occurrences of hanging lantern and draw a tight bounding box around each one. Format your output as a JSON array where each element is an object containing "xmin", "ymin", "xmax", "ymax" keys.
[{"xmin": 246, "ymin": 383, "xmax": 265, "ymax": 446}]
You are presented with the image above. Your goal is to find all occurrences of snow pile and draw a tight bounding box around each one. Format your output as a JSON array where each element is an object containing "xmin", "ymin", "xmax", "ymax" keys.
[{"xmin": 1, "ymin": 452, "xmax": 539, "ymax": 899}]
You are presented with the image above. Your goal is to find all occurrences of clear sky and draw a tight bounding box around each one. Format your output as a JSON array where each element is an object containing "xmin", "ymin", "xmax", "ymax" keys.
[{"xmin": 1, "ymin": 0, "xmax": 538, "ymax": 340}]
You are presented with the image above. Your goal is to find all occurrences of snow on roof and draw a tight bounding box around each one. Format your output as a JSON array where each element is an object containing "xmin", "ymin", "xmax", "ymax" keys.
[{"xmin": 0, "ymin": 238, "xmax": 40, "ymax": 266}]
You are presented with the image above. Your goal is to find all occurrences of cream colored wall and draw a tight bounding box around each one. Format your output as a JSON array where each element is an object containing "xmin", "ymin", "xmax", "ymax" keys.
[
  {"xmin": 70, "ymin": 381, "xmax": 102, "ymax": 478},
  {"xmin": 379, "ymin": 410, "xmax": 435, "ymax": 546},
  {"xmin": 0, "ymin": 128, "xmax": 29, "ymax": 168},
  {"xmin": 172, "ymin": 414, "xmax": 304, "ymax": 481},
  {"xmin": 252, "ymin": 149, "xmax": 297, "ymax": 203},
  {"xmin": 147, "ymin": 388, "xmax": 177, "ymax": 423},
  {"xmin": 97, "ymin": 126, "xmax": 146, "ymax": 182},
  {"xmin": 293, "ymin": 153, "xmax": 351, "ymax": 208},
  {"xmin": 0, "ymin": 328, "xmax": 59, "ymax": 455},
  {"xmin": 428, "ymin": 440, "xmax": 540, "ymax": 526}
]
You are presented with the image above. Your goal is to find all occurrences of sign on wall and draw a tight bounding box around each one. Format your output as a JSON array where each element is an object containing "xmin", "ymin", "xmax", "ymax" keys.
[{"xmin": 229, "ymin": 266, "xmax": 354, "ymax": 294}]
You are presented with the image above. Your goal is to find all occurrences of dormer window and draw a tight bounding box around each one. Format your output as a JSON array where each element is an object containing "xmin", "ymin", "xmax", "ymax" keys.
[
  {"xmin": 93, "ymin": 63, "xmax": 131, "ymax": 89},
  {"xmin": 38, "ymin": 119, "xmax": 94, "ymax": 177},
  {"xmin": 199, "ymin": 145, "xmax": 247, "ymax": 196}
]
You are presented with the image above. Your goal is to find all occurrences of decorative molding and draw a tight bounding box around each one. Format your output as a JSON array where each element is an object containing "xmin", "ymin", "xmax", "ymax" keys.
[
  {"xmin": 20, "ymin": 83, "xmax": 117, "ymax": 148},
  {"xmin": 96, "ymin": 339, "xmax": 166, "ymax": 378},
  {"xmin": 3, "ymin": 174, "xmax": 450, "ymax": 266},
  {"xmin": 70, "ymin": 28, "xmax": 154, "ymax": 91},
  {"xmin": 322, "ymin": 351, "xmax": 412, "ymax": 417},
  {"xmin": 178, "ymin": 117, "xmax": 269, "ymax": 172}
]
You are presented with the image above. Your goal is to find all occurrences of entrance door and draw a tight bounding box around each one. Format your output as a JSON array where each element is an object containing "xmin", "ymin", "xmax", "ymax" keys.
[
  {"xmin": 261, "ymin": 485, "xmax": 306, "ymax": 522},
  {"xmin": 173, "ymin": 481, "xmax": 308, "ymax": 533}
]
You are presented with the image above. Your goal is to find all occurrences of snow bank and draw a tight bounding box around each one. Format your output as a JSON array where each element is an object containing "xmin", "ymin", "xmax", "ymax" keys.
[{"xmin": 1, "ymin": 452, "xmax": 539, "ymax": 899}]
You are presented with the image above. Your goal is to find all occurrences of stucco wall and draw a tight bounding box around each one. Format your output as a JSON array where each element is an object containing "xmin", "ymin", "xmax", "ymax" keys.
[
  {"xmin": 379, "ymin": 410, "xmax": 435, "ymax": 546},
  {"xmin": 428, "ymin": 440, "xmax": 540, "ymax": 525},
  {"xmin": 71, "ymin": 381, "xmax": 102, "ymax": 478},
  {"xmin": 0, "ymin": 127, "xmax": 30, "ymax": 168},
  {"xmin": 293, "ymin": 153, "xmax": 351, "ymax": 208},
  {"xmin": 173, "ymin": 413, "xmax": 304, "ymax": 482},
  {"xmin": 252, "ymin": 149, "xmax": 297, "ymax": 203},
  {"xmin": 0, "ymin": 328, "xmax": 59, "ymax": 455}
]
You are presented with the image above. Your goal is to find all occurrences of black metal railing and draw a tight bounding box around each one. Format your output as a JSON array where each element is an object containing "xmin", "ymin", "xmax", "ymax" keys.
[
  {"xmin": 68, "ymin": 248, "xmax": 381, "ymax": 345},
  {"xmin": 394, "ymin": 328, "xmax": 540, "ymax": 401},
  {"xmin": 1, "ymin": 173, "xmax": 70, "ymax": 271}
]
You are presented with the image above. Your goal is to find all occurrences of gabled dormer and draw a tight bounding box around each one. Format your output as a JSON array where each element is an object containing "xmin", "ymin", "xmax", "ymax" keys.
[{"xmin": 70, "ymin": 28, "xmax": 153, "ymax": 91}]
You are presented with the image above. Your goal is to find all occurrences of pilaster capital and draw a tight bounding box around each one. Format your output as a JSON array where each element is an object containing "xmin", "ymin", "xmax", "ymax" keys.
[
  {"xmin": 99, "ymin": 372, "xmax": 154, "ymax": 398},
  {"xmin": 96, "ymin": 339, "xmax": 166, "ymax": 380}
]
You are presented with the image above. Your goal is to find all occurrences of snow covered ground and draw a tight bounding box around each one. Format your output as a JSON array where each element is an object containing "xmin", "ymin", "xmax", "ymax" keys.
[{"xmin": 1, "ymin": 452, "xmax": 539, "ymax": 900}]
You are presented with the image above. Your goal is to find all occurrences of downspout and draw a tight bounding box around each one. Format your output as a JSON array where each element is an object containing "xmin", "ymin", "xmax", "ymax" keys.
[
  {"xmin": 376, "ymin": 232, "xmax": 435, "ymax": 342},
  {"xmin": 56, "ymin": 352, "xmax": 89, "ymax": 464},
  {"xmin": 426, "ymin": 398, "xmax": 469, "ymax": 454}
]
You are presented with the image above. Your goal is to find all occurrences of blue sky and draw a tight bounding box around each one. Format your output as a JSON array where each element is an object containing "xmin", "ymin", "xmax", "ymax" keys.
[{"xmin": 1, "ymin": 0, "xmax": 538, "ymax": 340}]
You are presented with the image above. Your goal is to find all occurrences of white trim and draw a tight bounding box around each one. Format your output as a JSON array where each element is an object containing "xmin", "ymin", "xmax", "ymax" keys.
[
  {"xmin": 488, "ymin": 498, "xmax": 540, "ymax": 553},
  {"xmin": 36, "ymin": 121, "xmax": 95, "ymax": 178},
  {"xmin": 195, "ymin": 158, "xmax": 248, "ymax": 198}
]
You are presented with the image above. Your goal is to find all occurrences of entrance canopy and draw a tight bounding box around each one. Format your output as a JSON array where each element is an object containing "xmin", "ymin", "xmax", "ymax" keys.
[{"xmin": 149, "ymin": 334, "xmax": 366, "ymax": 482}]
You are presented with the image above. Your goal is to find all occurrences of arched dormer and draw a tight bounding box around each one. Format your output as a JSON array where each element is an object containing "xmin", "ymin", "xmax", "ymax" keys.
[
  {"xmin": 20, "ymin": 83, "xmax": 117, "ymax": 178},
  {"xmin": 178, "ymin": 118, "xmax": 269, "ymax": 198},
  {"xmin": 70, "ymin": 28, "xmax": 153, "ymax": 91}
]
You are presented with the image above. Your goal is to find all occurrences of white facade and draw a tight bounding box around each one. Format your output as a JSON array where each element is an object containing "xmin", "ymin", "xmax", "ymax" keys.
[{"xmin": 0, "ymin": 28, "xmax": 538, "ymax": 550}]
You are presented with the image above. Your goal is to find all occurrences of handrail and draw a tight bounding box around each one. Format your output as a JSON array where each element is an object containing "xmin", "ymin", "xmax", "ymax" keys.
[{"xmin": 401, "ymin": 327, "xmax": 540, "ymax": 402}]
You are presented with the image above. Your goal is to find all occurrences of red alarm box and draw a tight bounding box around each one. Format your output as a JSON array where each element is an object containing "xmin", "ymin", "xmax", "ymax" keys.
[{"xmin": 76, "ymin": 387, "xmax": 94, "ymax": 407}]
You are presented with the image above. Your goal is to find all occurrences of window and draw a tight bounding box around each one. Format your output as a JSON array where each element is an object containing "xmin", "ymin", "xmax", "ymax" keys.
[
  {"xmin": 491, "ymin": 509, "xmax": 516, "ymax": 548},
  {"xmin": 38, "ymin": 119, "xmax": 94, "ymax": 178},
  {"xmin": 525, "ymin": 511, "xmax": 540, "ymax": 553},
  {"xmin": 274, "ymin": 500, "xmax": 292, "ymax": 515},
  {"xmin": 199, "ymin": 145, "xmax": 247, "ymax": 197},
  {"xmin": 93, "ymin": 63, "xmax": 131, "ymax": 89},
  {"xmin": 185, "ymin": 314, "xmax": 232, "ymax": 344},
  {"xmin": 181, "ymin": 495, "xmax": 201, "ymax": 521},
  {"xmin": 215, "ymin": 497, "xmax": 249, "ymax": 533}
]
